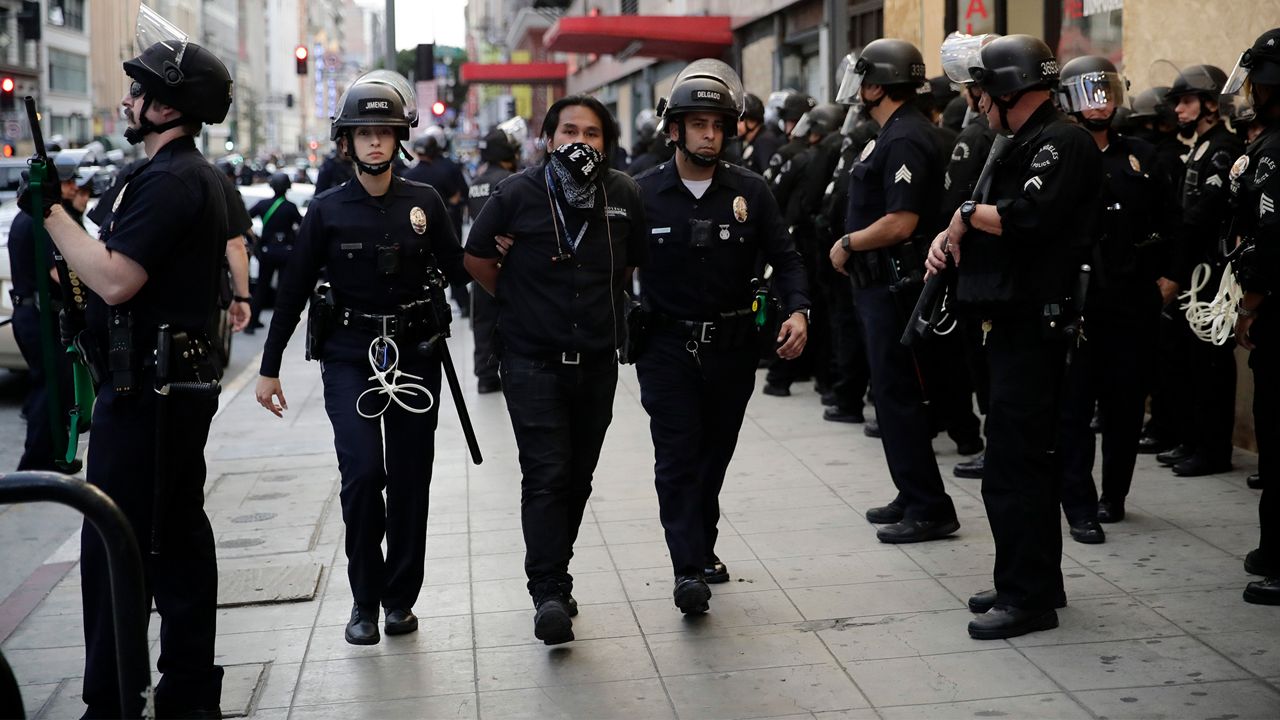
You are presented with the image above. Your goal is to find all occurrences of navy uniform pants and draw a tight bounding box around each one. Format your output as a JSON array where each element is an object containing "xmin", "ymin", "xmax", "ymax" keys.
[
  {"xmin": 637, "ymin": 332, "xmax": 757, "ymax": 577},
  {"xmin": 853, "ymin": 284, "xmax": 957, "ymax": 522},
  {"xmin": 470, "ymin": 282, "xmax": 499, "ymax": 384},
  {"xmin": 249, "ymin": 251, "xmax": 290, "ymax": 328},
  {"xmin": 826, "ymin": 265, "xmax": 870, "ymax": 413},
  {"xmin": 983, "ymin": 316, "xmax": 1067, "ymax": 610},
  {"xmin": 1059, "ymin": 295, "xmax": 1159, "ymax": 521},
  {"xmin": 1251, "ymin": 320, "xmax": 1279, "ymax": 563},
  {"xmin": 501, "ymin": 354, "xmax": 617, "ymax": 601},
  {"xmin": 81, "ymin": 378, "xmax": 222, "ymax": 718},
  {"xmin": 321, "ymin": 330, "xmax": 442, "ymax": 611}
]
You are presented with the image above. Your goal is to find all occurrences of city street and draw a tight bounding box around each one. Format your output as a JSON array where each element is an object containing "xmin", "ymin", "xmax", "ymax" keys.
[{"xmin": 1, "ymin": 317, "xmax": 1277, "ymax": 719}]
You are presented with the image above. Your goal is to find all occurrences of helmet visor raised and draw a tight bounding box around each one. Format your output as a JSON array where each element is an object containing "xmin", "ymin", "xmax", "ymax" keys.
[
  {"xmin": 835, "ymin": 53, "xmax": 863, "ymax": 105},
  {"xmin": 133, "ymin": 4, "xmax": 190, "ymax": 77},
  {"xmin": 941, "ymin": 32, "xmax": 997, "ymax": 85},
  {"xmin": 497, "ymin": 116, "xmax": 528, "ymax": 148}
]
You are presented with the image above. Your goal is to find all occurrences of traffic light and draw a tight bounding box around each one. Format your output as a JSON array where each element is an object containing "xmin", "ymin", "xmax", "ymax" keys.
[
  {"xmin": 431, "ymin": 101, "xmax": 446, "ymax": 117},
  {"xmin": 295, "ymin": 46, "xmax": 308, "ymax": 75},
  {"xmin": 2, "ymin": 143, "xmax": 12, "ymax": 158},
  {"xmin": 0, "ymin": 77, "xmax": 15, "ymax": 111},
  {"xmin": 415, "ymin": 44, "xmax": 435, "ymax": 81}
]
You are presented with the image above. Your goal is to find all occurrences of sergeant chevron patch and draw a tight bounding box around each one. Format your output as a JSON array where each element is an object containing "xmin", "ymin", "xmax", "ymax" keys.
[{"xmin": 894, "ymin": 165, "xmax": 913, "ymax": 184}]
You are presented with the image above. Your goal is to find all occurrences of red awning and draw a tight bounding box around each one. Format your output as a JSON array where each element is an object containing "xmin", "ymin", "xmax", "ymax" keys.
[
  {"xmin": 460, "ymin": 62, "xmax": 568, "ymax": 85},
  {"xmin": 543, "ymin": 15, "xmax": 733, "ymax": 61}
]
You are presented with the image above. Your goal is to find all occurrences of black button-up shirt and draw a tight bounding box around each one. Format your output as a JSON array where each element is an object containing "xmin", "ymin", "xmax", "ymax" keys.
[
  {"xmin": 846, "ymin": 103, "xmax": 943, "ymax": 236},
  {"xmin": 635, "ymin": 159, "xmax": 809, "ymax": 320},
  {"xmin": 260, "ymin": 175, "xmax": 469, "ymax": 376},
  {"xmin": 89, "ymin": 135, "xmax": 229, "ymax": 346},
  {"xmin": 1232, "ymin": 123, "xmax": 1280, "ymax": 297},
  {"xmin": 465, "ymin": 164, "xmax": 648, "ymax": 357}
]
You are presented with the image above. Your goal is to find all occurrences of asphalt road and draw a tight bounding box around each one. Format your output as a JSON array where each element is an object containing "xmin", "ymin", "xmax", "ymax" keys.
[{"xmin": 0, "ymin": 318, "xmax": 269, "ymax": 607}]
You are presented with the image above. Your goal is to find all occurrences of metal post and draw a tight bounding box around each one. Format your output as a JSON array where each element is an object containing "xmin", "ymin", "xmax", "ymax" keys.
[{"xmin": 385, "ymin": 0, "xmax": 397, "ymax": 71}]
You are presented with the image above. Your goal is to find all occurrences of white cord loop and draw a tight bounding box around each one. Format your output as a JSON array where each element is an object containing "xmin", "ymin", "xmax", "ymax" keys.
[
  {"xmin": 1180, "ymin": 261, "xmax": 1242, "ymax": 346},
  {"xmin": 356, "ymin": 335, "xmax": 435, "ymax": 418}
]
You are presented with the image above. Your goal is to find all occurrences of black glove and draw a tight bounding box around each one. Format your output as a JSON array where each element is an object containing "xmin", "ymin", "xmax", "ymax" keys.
[{"xmin": 17, "ymin": 167, "xmax": 62, "ymax": 218}]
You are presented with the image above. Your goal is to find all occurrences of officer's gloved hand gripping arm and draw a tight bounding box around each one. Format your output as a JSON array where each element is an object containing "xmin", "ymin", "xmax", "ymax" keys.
[{"xmin": 44, "ymin": 197, "xmax": 149, "ymax": 305}]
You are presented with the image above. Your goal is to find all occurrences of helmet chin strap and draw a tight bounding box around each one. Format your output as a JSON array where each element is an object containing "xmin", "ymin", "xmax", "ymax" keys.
[
  {"xmin": 675, "ymin": 119, "xmax": 719, "ymax": 168},
  {"xmin": 1076, "ymin": 111, "xmax": 1114, "ymax": 132},
  {"xmin": 989, "ymin": 89, "xmax": 1029, "ymax": 133},
  {"xmin": 123, "ymin": 96, "xmax": 188, "ymax": 145},
  {"xmin": 345, "ymin": 131, "xmax": 409, "ymax": 176},
  {"xmin": 1178, "ymin": 95, "xmax": 1216, "ymax": 135}
]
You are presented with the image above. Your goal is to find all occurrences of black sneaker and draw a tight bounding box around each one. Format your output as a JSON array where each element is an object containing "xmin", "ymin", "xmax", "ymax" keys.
[
  {"xmin": 533, "ymin": 597, "xmax": 574, "ymax": 645},
  {"xmin": 673, "ymin": 575, "xmax": 711, "ymax": 615},
  {"xmin": 762, "ymin": 382, "xmax": 790, "ymax": 397},
  {"xmin": 953, "ymin": 453, "xmax": 985, "ymax": 479}
]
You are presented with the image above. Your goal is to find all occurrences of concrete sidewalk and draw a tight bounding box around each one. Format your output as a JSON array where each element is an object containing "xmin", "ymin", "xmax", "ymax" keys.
[{"xmin": 4, "ymin": 321, "xmax": 1279, "ymax": 719}]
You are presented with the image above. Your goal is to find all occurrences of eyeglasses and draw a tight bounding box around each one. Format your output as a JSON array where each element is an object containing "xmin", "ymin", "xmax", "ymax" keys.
[{"xmin": 128, "ymin": 80, "xmax": 145, "ymax": 99}]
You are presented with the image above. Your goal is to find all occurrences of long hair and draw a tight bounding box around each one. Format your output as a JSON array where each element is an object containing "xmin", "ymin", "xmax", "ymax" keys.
[{"xmin": 539, "ymin": 95, "xmax": 620, "ymax": 162}]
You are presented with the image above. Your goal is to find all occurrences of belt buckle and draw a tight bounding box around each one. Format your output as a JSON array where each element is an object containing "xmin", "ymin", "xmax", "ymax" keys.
[
  {"xmin": 698, "ymin": 322, "xmax": 714, "ymax": 344},
  {"xmin": 561, "ymin": 351, "xmax": 580, "ymax": 365}
]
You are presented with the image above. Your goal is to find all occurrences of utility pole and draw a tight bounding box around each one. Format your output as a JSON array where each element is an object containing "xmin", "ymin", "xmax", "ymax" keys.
[{"xmin": 385, "ymin": 0, "xmax": 396, "ymax": 71}]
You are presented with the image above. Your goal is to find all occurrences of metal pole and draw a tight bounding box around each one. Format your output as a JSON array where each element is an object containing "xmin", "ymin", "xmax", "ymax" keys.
[{"xmin": 385, "ymin": 0, "xmax": 397, "ymax": 71}]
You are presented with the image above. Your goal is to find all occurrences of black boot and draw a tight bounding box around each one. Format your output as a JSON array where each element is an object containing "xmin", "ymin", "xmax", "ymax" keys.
[
  {"xmin": 384, "ymin": 608, "xmax": 418, "ymax": 635},
  {"xmin": 533, "ymin": 596, "xmax": 574, "ymax": 645},
  {"xmin": 1096, "ymin": 497, "xmax": 1126, "ymax": 523},
  {"xmin": 953, "ymin": 453, "xmax": 985, "ymax": 479},
  {"xmin": 1243, "ymin": 577, "xmax": 1280, "ymax": 605},
  {"xmin": 968, "ymin": 605, "xmax": 1059, "ymax": 640},
  {"xmin": 1156, "ymin": 444, "xmax": 1194, "ymax": 466},
  {"xmin": 345, "ymin": 603, "xmax": 380, "ymax": 645}
]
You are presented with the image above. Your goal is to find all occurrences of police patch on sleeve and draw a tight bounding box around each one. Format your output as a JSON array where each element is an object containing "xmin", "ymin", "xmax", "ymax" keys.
[
  {"xmin": 951, "ymin": 141, "xmax": 971, "ymax": 162},
  {"xmin": 1211, "ymin": 150, "xmax": 1234, "ymax": 171},
  {"xmin": 1257, "ymin": 156, "xmax": 1276, "ymax": 185},
  {"xmin": 859, "ymin": 139, "xmax": 876, "ymax": 162},
  {"xmin": 1229, "ymin": 154, "xmax": 1250, "ymax": 181},
  {"xmin": 1030, "ymin": 144, "xmax": 1059, "ymax": 171},
  {"xmin": 1263, "ymin": 193, "xmax": 1276, "ymax": 217},
  {"xmin": 733, "ymin": 195, "xmax": 748, "ymax": 223},
  {"xmin": 409, "ymin": 206, "xmax": 428, "ymax": 234}
]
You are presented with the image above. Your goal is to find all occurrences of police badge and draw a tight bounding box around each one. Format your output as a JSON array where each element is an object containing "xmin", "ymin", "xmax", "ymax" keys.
[
  {"xmin": 859, "ymin": 139, "xmax": 876, "ymax": 162},
  {"xmin": 409, "ymin": 206, "xmax": 428, "ymax": 235},
  {"xmin": 733, "ymin": 195, "xmax": 748, "ymax": 223},
  {"xmin": 1230, "ymin": 154, "xmax": 1250, "ymax": 182}
]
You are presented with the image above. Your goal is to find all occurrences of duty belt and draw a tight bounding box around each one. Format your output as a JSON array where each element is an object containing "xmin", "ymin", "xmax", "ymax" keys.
[
  {"xmin": 650, "ymin": 309, "xmax": 755, "ymax": 346},
  {"xmin": 515, "ymin": 349, "xmax": 617, "ymax": 366},
  {"xmin": 337, "ymin": 307, "xmax": 417, "ymax": 336}
]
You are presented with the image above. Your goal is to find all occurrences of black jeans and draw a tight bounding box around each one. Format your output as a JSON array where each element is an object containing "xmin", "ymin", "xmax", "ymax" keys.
[
  {"xmin": 81, "ymin": 379, "xmax": 222, "ymax": 718},
  {"xmin": 470, "ymin": 282, "xmax": 499, "ymax": 383},
  {"xmin": 982, "ymin": 315, "xmax": 1067, "ymax": 610},
  {"xmin": 321, "ymin": 330, "xmax": 442, "ymax": 610},
  {"xmin": 826, "ymin": 267, "xmax": 870, "ymax": 412},
  {"xmin": 853, "ymin": 284, "xmax": 957, "ymax": 522},
  {"xmin": 502, "ymin": 354, "xmax": 617, "ymax": 600},
  {"xmin": 637, "ymin": 332, "xmax": 756, "ymax": 576}
]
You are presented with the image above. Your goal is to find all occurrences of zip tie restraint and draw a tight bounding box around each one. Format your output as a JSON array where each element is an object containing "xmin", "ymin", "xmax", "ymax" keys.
[
  {"xmin": 357, "ymin": 334, "xmax": 435, "ymax": 418},
  {"xmin": 1180, "ymin": 261, "xmax": 1242, "ymax": 346}
]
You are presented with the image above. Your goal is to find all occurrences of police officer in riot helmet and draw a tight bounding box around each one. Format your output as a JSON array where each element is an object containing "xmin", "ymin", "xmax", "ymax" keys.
[
  {"xmin": 1054, "ymin": 55, "xmax": 1175, "ymax": 543},
  {"xmin": 244, "ymin": 172, "xmax": 303, "ymax": 333},
  {"xmin": 626, "ymin": 108, "xmax": 674, "ymax": 176},
  {"xmin": 467, "ymin": 117, "xmax": 525, "ymax": 393},
  {"xmin": 925, "ymin": 34, "xmax": 1102, "ymax": 640},
  {"xmin": 255, "ymin": 71, "xmax": 471, "ymax": 646},
  {"xmin": 1154, "ymin": 63, "xmax": 1243, "ymax": 477},
  {"xmin": 734, "ymin": 93, "xmax": 776, "ymax": 174},
  {"xmin": 825, "ymin": 37, "xmax": 962, "ymax": 545},
  {"xmin": 761, "ymin": 92, "xmax": 816, "ymax": 185},
  {"xmin": 634, "ymin": 59, "xmax": 809, "ymax": 614},
  {"xmin": 1225, "ymin": 27, "xmax": 1280, "ymax": 604},
  {"xmin": 18, "ymin": 8, "xmax": 235, "ymax": 714}
]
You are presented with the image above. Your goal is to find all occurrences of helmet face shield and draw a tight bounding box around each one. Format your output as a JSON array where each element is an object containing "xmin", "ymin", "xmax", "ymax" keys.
[
  {"xmin": 1224, "ymin": 53, "xmax": 1249, "ymax": 96},
  {"xmin": 841, "ymin": 108, "xmax": 859, "ymax": 135},
  {"xmin": 941, "ymin": 32, "xmax": 996, "ymax": 85},
  {"xmin": 133, "ymin": 4, "xmax": 190, "ymax": 79},
  {"xmin": 1059, "ymin": 71, "xmax": 1127, "ymax": 112},
  {"xmin": 835, "ymin": 53, "xmax": 864, "ymax": 105},
  {"xmin": 790, "ymin": 112, "xmax": 813, "ymax": 139},
  {"xmin": 497, "ymin": 116, "xmax": 528, "ymax": 148}
]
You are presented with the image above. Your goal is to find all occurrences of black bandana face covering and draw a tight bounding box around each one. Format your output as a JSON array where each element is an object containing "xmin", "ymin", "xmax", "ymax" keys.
[{"xmin": 549, "ymin": 142, "xmax": 605, "ymax": 208}]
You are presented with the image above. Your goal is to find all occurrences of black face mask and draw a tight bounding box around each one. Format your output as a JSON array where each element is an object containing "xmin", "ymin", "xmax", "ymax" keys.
[
  {"xmin": 550, "ymin": 142, "xmax": 605, "ymax": 186},
  {"xmin": 1078, "ymin": 113, "xmax": 1113, "ymax": 132}
]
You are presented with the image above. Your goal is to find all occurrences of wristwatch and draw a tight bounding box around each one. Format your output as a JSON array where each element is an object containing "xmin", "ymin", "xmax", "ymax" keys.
[
  {"xmin": 792, "ymin": 307, "xmax": 811, "ymax": 321},
  {"xmin": 840, "ymin": 234, "xmax": 852, "ymax": 252},
  {"xmin": 960, "ymin": 200, "xmax": 978, "ymax": 229},
  {"xmin": 233, "ymin": 295, "xmax": 252, "ymax": 304}
]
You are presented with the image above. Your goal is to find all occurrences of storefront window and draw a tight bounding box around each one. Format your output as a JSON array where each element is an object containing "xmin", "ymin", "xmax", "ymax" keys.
[
  {"xmin": 956, "ymin": 0, "xmax": 998, "ymax": 35},
  {"xmin": 1058, "ymin": 0, "xmax": 1123, "ymax": 65}
]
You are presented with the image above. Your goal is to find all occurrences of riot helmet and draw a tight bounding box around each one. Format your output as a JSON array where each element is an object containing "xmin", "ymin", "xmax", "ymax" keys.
[
  {"xmin": 1058, "ymin": 55, "xmax": 1127, "ymax": 131},
  {"xmin": 122, "ymin": 6, "xmax": 232, "ymax": 144},
  {"xmin": 1165, "ymin": 64, "xmax": 1228, "ymax": 132},
  {"xmin": 742, "ymin": 93, "xmax": 765, "ymax": 123},
  {"xmin": 482, "ymin": 117, "xmax": 526, "ymax": 166},
  {"xmin": 835, "ymin": 39, "xmax": 926, "ymax": 111},
  {"xmin": 1223, "ymin": 28, "xmax": 1280, "ymax": 122},
  {"xmin": 634, "ymin": 109, "xmax": 659, "ymax": 144},
  {"xmin": 1130, "ymin": 86, "xmax": 1177, "ymax": 126},
  {"xmin": 940, "ymin": 32, "xmax": 999, "ymax": 87},
  {"xmin": 268, "ymin": 172, "xmax": 291, "ymax": 196},
  {"xmin": 970, "ymin": 35, "xmax": 1059, "ymax": 130},
  {"xmin": 331, "ymin": 70, "xmax": 415, "ymax": 175},
  {"xmin": 791, "ymin": 103, "xmax": 847, "ymax": 140},
  {"xmin": 657, "ymin": 58, "xmax": 745, "ymax": 167},
  {"xmin": 412, "ymin": 126, "xmax": 447, "ymax": 157},
  {"xmin": 780, "ymin": 92, "xmax": 817, "ymax": 122}
]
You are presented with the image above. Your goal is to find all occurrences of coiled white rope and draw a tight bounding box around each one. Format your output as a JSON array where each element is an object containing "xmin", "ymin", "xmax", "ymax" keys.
[
  {"xmin": 357, "ymin": 336, "xmax": 435, "ymax": 418},
  {"xmin": 1180, "ymin": 261, "xmax": 1242, "ymax": 346}
]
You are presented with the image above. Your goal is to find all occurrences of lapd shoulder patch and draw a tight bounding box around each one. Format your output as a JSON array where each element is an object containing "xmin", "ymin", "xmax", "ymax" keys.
[
  {"xmin": 1230, "ymin": 155, "xmax": 1250, "ymax": 181},
  {"xmin": 409, "ymin": 206, "xmax": 427, "ymax": 234},
  {"xmin": 1030, "ymin": 143, "xmax": 1059, "ymax": 171},
  {"xmin": 1257, "ymin": 155, "xmax": 1277, "ymax": 186},
  {"xmin": 951, "ymin": 141, "xmax": 971, "ymax": 162}
]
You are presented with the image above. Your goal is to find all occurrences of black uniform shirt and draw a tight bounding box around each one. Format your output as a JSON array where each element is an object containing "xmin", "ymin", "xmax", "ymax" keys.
[
  {"xmin": 821, "ymin": 121, "xmax": 880, "ymax": 235},
  {"xmin": 260, "ymin": 175, "xmax": 469, "ymax": 377},
  {"xmin": 219, "ymin": 172, "xmax": 253, "ymax": 238},
  {"xmin": 249, "ymin": 196, "xmax": 303, "ymax": 247},
  {"xmin": 957, "ymin": 101, "xmax": 1102, "ymax": 310},
  {"xmin": 314, "ymin": 153, "xmax": 354, "ymax": 193},
  {"xmin": 1092, "ymin": 133, "xmax": 1170, "ymax": 300},
  {"xmin": 1232, "ymin": 123, "xmax": 1280, "ymax": 297},
  {"xmin": 765, "ymin": 137, "xmax": 809, "ymax": 209},
  {"xmin": 1175, "ymin": 123, "xmax": 1245, "ymax": 282},
  {"xmin": 845, "ymin": 103, "xmax": 943, "ymax": 235},
  {"xmin": 465, "ymin": 164, "xmax": 648, "ymax": 357},
  {"xmin": 89, "ymin": 135, "xmax": 229, "ymax": 344},
  {"xmin": 466, "ymin": 164, "xmax": 514, "ymax": 220},
  {"xmin": 744, "ymin": 126, "xmax": 785, "ymax": 176},
  {"xmin": 941, "ymin": 114, "xmax": 996, "ymax": 214},
  {"xmin": 7, "ymin": 211, "xmax": 56, "ymax": 300},
  {"xmin": 403, "ymin": 155, "xmax": 468, "ymax": 229},
  {"xmin": 634, "ymin": 159, "xmax": 809, "ymax": 321}
]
